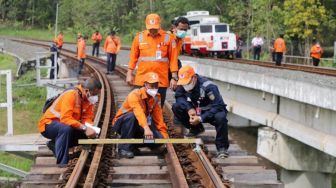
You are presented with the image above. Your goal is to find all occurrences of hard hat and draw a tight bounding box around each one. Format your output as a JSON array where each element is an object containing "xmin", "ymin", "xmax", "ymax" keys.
[
  {"xmin": 177, "ymin": 65, "xmax": 195, "ymax": 85},
  {"xmin": 144, "ymin": 72, "xmax": 159, "ymax": 83},
  {"xmin": 146, "ymin": 14, "xmax": 161, "ymax": 30}
]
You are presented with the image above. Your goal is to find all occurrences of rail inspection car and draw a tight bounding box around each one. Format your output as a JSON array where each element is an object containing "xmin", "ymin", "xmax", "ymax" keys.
[{"xmin": 178, "ymin": 11, "xmax": 237, "ymax": 58}]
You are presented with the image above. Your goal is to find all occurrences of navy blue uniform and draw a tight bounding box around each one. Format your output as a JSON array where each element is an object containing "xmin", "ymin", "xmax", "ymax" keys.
[{"xmin": 172, "ymin": 75, "xmax": 229, "ymax": 150}]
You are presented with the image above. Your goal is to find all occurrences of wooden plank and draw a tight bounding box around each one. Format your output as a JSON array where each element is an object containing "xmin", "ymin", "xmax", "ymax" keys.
[
  {"xmin": 213, "ymin": 156, "xmax": 259, "ymax": 166},
  {"xmin": 112, "ymin": 166, "xmax": 168, "ymax": 174},
  {"xmin": 35, "ymin": 157, "xmax": 56, "ymax": 165},
  {"xmin": 223, "ymin": 169, "xmax": 278, "ymax": 183},
  {"xmin": 29, "ymin": 166, "xmax": 66, "ymax": 175},
  {"xmin": 112, "ymin": 156, "xmax": 165, "ymax": 166}
]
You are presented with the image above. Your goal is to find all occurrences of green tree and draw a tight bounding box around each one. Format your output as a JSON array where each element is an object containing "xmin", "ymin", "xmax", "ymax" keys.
[{"xmin": 284, "ymin": 0, "xmax": 328, "ymax": 56}]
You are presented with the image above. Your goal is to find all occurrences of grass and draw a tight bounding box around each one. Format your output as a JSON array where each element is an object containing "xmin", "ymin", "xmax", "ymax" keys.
[{"xmin": 0, "ymin": 54, "xmax": 45, "ymax": 178}]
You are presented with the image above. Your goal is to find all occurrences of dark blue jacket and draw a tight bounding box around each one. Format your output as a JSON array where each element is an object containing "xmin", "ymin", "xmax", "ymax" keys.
[{"xmin": 175, "ymin": 74, "xmax": 227, "ymax": 122}]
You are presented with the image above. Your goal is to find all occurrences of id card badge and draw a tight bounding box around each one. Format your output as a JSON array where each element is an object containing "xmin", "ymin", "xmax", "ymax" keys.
[{"xmin": 156, "ymin": 50, "xmax": 162, "ymax": 60}]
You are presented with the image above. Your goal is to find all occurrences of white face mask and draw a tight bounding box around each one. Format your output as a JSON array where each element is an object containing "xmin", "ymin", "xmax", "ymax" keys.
[
  {"xmin": 146, "ymin": 89, "xmax": 158, "ymax": 98},
  {"xmin": 88, "ymin": 95, "xmax": 98, "ymax": 104},
  {"xmin": 183, "ymin": 79, "xmax": 195, "ymax": 91}
]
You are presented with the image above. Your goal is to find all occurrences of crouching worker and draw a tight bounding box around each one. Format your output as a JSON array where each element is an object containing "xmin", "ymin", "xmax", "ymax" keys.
[
  {"xmin": 112, "ymin": 72, "xmax": 168, "ymax": 158},
  {"xmin": 38, "ymin": 78, "xmax": 102, "ymax": 167},
  {"xmin": 172, "ymin": 65, "xmax": 230, "ymax": 158}
]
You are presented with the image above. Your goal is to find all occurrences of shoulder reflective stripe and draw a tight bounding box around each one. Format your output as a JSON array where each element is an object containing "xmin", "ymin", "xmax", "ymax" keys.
[
  {"xmin": 139, "ymin": 32, "xmax": 144, "ymax": 43},
  {"xmin": 200, "ymin": 88, "xmax": 205, "ymax": 98},
  {"xmin": 164, "ymin": 33, "xmax": 169, "ymax": 43},
  {"xmin": 138, "ymin": 57, "xmax": 168, "ymax": 62},
  {"xmin": 202, "ymin": 80, "xmax": 213, "ymax": 88},
  {"xmin": 49, "ymin": 89, "xmax": 76, "ymax": 118}
]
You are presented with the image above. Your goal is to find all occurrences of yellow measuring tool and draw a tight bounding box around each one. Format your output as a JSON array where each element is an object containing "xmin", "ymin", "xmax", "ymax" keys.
[{"xmin": 78, "ymin": 138, "xmax": 203, "ymax": 145}]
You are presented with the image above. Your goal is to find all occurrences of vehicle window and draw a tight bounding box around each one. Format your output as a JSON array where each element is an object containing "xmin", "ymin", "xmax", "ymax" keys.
[
  {"xmin": 200, "ymin": 25, "xmax": 212, "ymax": 33},
  {"xmin": 189, "ymin": 20, "xmax": 200, "ymax": 25},
  {"xmin": 192, "ymin": 29, "xmax": 197, "ymax": 36},
  {"xmin": 215, "ymin": 25, "xmax": 227, "ymax": 32}
]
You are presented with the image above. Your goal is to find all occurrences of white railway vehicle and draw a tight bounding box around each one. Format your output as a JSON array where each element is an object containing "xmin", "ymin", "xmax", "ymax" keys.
[{"xmin": 177, "ymin": 11, "xmax": 237, "ymax": 58}]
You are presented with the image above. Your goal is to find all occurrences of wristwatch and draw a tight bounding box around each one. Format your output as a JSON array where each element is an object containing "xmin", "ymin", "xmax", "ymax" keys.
[{"xmin": 81, "ymin": 125, "xmax": 87, "ymax": 132}]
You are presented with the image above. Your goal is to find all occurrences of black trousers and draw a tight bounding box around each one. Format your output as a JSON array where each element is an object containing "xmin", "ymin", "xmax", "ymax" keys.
[
  {"xmin": 275, "ymin": 52, "xmax": 283, "ymax": 66},
  {"xmin": 92, "ymin": 42, "xmax": 100, "ymax": 57},
  {"xmin": 312, "ymin": 57, "xmax": 320, "ymax": 66},
  {"xmin": 41, "ymin": 121, "xmax": 87, "ymax": 165},
  {"xmin": 49, "ymin": 54, "xmax": 59, "ymax": 79},
  {"xmin": 78, "ymin": 58, "xmax": 85, "ymax": 74},
  {"xmin": 172, "ymin": 103, "xmax": 229, "ymax": 151},
  {"xmin": 113, "ymin": 112, "xmax": 163, "ymax": 151},
  {"xmin": 107, "ymin": 53, "xmax": 117, "ymax": 72},
  {"xmin": 253, "ymin": 46, "xmax": 261, "ymax": 60}
]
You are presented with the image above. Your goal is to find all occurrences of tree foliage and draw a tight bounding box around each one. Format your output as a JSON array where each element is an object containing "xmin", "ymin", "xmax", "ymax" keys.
[{"xmin": 0, "ymin": 0, "xmax": 335, "ymax": 56}]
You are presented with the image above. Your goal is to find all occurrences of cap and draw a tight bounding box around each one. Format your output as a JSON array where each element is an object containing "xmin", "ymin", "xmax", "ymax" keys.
[
  {"xmin": 144, "ymin": 72, "xmax": 159, "ymax": 83},
  {"xmin": 146, "ymin": 14, "xmax": 161, "ymax": 30},
  {"xmin": 177, "ymin": 65, "xmax": 195, "ymax": 85}
]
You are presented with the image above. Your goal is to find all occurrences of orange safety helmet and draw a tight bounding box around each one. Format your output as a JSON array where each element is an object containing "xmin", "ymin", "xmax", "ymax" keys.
[
  {"xmin": 177, "ymin": 65, "xmax": 195, "ymax": 85},
  {"xmin": 144, "ymin": 72, "xmax": 159, "ymax": 83},
  {"xmin": 145, "ymin": 14, "xmax": 161, "ymax": 30}
]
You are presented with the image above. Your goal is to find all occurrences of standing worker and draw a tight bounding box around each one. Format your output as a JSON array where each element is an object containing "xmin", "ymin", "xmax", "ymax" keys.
[
  {"xmin": 251, "ymin": 34, "xmax": 264, "ymax": 60},
  {"xmin": 112, "ymin": 72, "xmax": 168, "ymax": 158},
  {"xmin": 104, "ymin": 31, "xmax": 121, "ymax": 74},
  {"xmin": 310, "ymin": 41, "xmax": 323, "ymax": 66},
  {"xmin": 38, "ymin": 78, "xmax": 102, "ymax": 167},
  {"xmin": 49, "ymin": 41, "xmax": 59, "ymax": 79},
  {"xmin": 168, "ymin": 17, "xmax": 190, "ymax": 84},
  {"xmin": 91, "ymin": 30, "xmax": 103, "ymax": 57},
  {"xmin": 274, "ymin": 34, "xmax": 286, "ymax": 66},
  {"xmin": 77, "ymin": 35, "xmax": 87, "ymax": 74},
  {"xmin": 54, "ymin": 32, "xmax": 64, "ymax": 50},
  {"xmin": 172, "ymin": 65, "xmax": 229, "ymax": 158},
  {"xmin": 126, "ymin": 13, "xmax": 178, "ymax": 107}
]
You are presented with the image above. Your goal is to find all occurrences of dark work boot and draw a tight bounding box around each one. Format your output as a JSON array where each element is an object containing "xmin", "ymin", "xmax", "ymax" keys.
[
  {"xmin": 217, "ymin": 148, "xmax": 229, "ymax": 158},
  {"xmin": 119, "ymin": 149, "xmax": 134, "ymax": 159}
]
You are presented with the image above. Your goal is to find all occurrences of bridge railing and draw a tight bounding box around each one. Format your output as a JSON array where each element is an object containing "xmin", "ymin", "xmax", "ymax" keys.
[
  {"xmin": 0, "ymin": 70, "xmax": 13, "ymax": 136},
  {"xmin": 283, "ymin": 55, "xmax": 335, "ymax": 67}
]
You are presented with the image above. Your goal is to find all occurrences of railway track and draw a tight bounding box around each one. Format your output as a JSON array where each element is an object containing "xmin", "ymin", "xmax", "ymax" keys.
[
  {"xmin": 14, "ymin": 39, "xmax": 283, "ymax": 187},
  {"xmin": 17, "ymin": 40, "xmax": 230, "ymax": 188}
]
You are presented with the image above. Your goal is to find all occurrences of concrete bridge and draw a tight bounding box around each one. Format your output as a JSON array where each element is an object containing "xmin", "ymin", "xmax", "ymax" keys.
[{"xmin": 180, "ymin": 56, "xmax": 336, "ymax": 188}]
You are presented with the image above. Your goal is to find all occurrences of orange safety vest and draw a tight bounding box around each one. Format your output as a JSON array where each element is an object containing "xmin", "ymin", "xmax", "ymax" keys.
[
  {"xmin": 104, "ymin": 35, "xmax": 121, "ymax": 54},
  {"xmin": 128, "ymin": 29, "xmax": 178, "ymax": 87},
  {"xmin": 55, "ymin": 34, "xmax": 64, "ymax": 48},
  {"xmin": 38, "ymin": 85, "xmax": 94, "ymax": 133},
  {"xmin": 77, "ymin": 39, "xmax": 86, "ymax": 59},
  {"xmin": 91, "ymin": 33, "xmax": 102, "ymax": 43},
  {"xmin": 274, "ymin": 38, "xmax": 286, "ymax": 53},
  {"xmin": 310, "ymin": 44, "xmax": 323, "ymax": 59},
  {"xmin": 112, "ymin": 87, "xmax": 168, "ymax": 138}
]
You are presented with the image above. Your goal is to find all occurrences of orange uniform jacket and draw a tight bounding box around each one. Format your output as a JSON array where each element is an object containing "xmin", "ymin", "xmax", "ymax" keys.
[
  {"xmin": 310, "ymin": 44, "xmax": 323, "ymax": 59},
  {"xmin": 104, "ymin": 36, "xmax": 121, "ymax": 54},
  {"xmin": 77, "ymin": 38, "xmax": 86, "ymax": 59},
  {"xmin": 38, "ymin": 85, "xmax": 94, "ymax": 133},
  {"xmin": 91, "ymin": 33, "xmax": 102, "ymax": 44},
  {"xmin": 274, "ymin": 38, "xmax": 286, "ymax": 53},
  {"xmin": 55, "ymin": 34, "xmax": 64, "ymax": 48},
  {"xmin": 172, "ymin": 33, "xmax": 184, "ymax": 55},
  {"xmin": 112, "ymin": 87, "xmax": 168, "ymax": 138},
  {"xmin": 128, "ymin": 29, "xmax": 178, "ymax": 87}
]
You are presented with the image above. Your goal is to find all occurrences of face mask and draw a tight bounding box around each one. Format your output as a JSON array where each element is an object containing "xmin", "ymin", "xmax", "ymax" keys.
[
  {"xmin": 88, "ymin": 95, "xmax": 98, "ymax": 104},
  {"xmin": 183, "ymin": 79, "xmax": 195, "ymax": 91},
  {"xmin": 176, "ymin": 30, "xmax": 187, "ymax": 39},
  {"xmin": 146, "ymin": 89, "xmax": 158, "ymax": 98}
]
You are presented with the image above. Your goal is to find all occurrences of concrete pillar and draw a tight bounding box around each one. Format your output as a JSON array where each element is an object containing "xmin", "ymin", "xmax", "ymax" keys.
[{"xmin": 257, "ymin": 127, "xmax": 336, "ymax": 188}]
